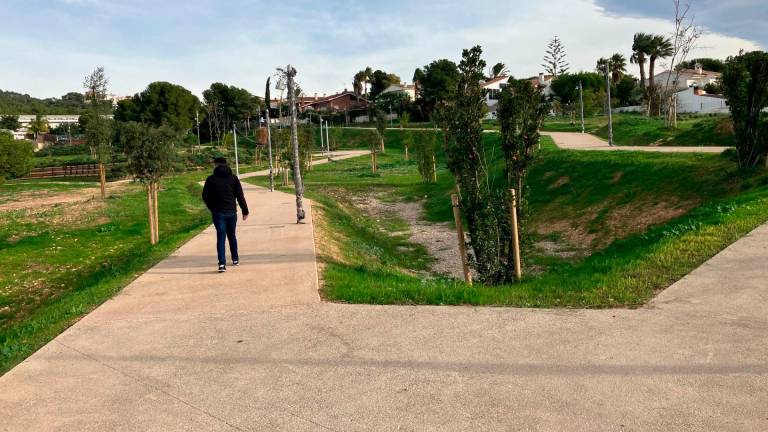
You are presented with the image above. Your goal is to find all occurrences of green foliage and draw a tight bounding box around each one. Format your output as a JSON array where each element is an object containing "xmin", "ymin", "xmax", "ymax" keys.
[
  {"xmin": 0, "ymin": 131, "xmax": 34, "ymax": 181},
  {"xmin": 120, "ymin": 122, "xmax": 177, "ymax": 183},
  {"xmin": 115, "ymin": 81, "xmax": 200, "ymax": 133},
  {"xmin": 677, "ymin": 58, "xmax": 726, "ymax": 73},
  {"xmin": 498, "ymin": 78, "xmax": 549, "ymax": 195},
  {"xmin": 443, "ymin": 46, "xmax": 514, "ymax": 283},
  {"xmin": 0, "ymin": 90, "xmax": 87, "ymax": 115},
  {"xmin": 413, "ymin": 130, "xmax": 436, "ymax": 183},
  {"xmin": 85, "ymin": 115, "xmax": 114, "ymax": 163},
  {"xmin": 0, "ymin": 115, "xmax": 21, "ymax": 131},
  {"xmin": 26, "ymin": 115, "xmax": 49, "ymax": 136},
  {"xmin": 721, "ymin": 50, "xmax": 768, "ymax": 169},
  {"xmin": 542, "ymin": 36, "xmax": 569, "ymax": 76},
  {"xmin": 415, "ymin": 59, "xmax": 460, "ymax": 116},
  {"xmin": 374, "ymin": 91, "xmax": 412, "ymax": 116},
  {"xmin": 0, "ymin": 174, "xmax": 209, "ymax": 374},
  {"xmin": 550, "ymin": 72, "xmax": 604, "ymax": 105},
  {"xmin": 369, "ymin": 70, "xmax": 401, "ymax": 99},
  {"xmin": 703, "ymin": 82, "xmax": 723, "ymax": 95}
]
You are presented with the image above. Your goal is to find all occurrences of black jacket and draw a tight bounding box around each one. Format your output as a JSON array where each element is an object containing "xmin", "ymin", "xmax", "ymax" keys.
[{"xmin": 202, "ymin": 165, "xmax": 249, "ymax": 215}]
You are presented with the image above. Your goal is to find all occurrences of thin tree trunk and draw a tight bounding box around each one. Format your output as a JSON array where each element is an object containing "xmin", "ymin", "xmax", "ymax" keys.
[
  {"xmin": 286, "ymin": 65, "xmax": 306, "ymax": 223},
  {"xmin": 405, "ymin": 145, "xmax": 409, "ymax": 161},
  {"xmin": 432, "ymin": 154, "xmax": 437, "ymax": 183},
  {"xmin": 371, "ymin": 151, "xmax": 377, "ymax": 174},
  {"xmin": 99, "ymin": 162, "xmax": 106, "ymax": 199}
]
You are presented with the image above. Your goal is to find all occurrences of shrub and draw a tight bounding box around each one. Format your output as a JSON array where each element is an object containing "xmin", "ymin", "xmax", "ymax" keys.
[{"xmin": 0, "ymin": 131, "xmax": 34, "ymax": 181}]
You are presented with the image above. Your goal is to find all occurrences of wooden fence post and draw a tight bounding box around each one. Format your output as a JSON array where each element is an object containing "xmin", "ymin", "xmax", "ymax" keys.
[
  {"xmin": 509, "ymin": 189, "xmax": 522, "ymax": 281},
  {"xmin": 451, "ymin": 194, "xmax": 472, "ymax": 285}
]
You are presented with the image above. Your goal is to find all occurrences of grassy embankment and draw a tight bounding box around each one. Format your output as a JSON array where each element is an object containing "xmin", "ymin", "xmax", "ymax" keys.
[
  {"xmin": 542, "ymin": 113, "xmax": 735, "ymax": 147},
  {"xmin": 247, "ymin": 127, "xmax": 768, "ymax": 308},
  {"xmin": 0, "ymin": 170, "xmax": 217, "ymax": 375}
]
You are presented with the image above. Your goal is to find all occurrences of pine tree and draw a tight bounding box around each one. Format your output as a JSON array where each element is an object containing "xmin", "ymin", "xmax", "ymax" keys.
[{"xmin": 542, "ymin": 36, "xmax": 569, "ymax": 77}]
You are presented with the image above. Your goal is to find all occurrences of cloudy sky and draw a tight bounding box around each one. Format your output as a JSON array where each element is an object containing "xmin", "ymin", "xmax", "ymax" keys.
[{"xmin": 0, "ymin": 0, "xmax": 764, "ymax": 99}]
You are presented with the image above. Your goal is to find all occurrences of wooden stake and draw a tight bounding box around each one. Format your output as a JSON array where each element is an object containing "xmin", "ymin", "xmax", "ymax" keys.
[
  {"xmin": 147, "ymin": 184, "xmax": 156, "ymax": 245},
  {"xmin": 509, "ymin": 189, "xmax": 522, "ymax": 282},
  {"xmin": 153, "ymin": 182, "xmax": 159, "ymax": 244},
  {"xmin": 99, "ymin": 163, "xmax": 106, "ymax": 199},
  {"xmin": 451, "ymin": 194, "xmax": 472, "ymax": 285},
  {"xmin": 404, "ymin": 145, "xmax": 409, "ymax": 161},
  {"xmin": 432, "ymin": 154, "xmax": 437, "ymax": 183},
  {"xmin": 371, "ymin": 151, "xmax": 377, "ymax": 174}
]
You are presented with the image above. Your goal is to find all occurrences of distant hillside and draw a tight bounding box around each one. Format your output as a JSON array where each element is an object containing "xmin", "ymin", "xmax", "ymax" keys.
[{"xmin": 0, "ymin": 90, "xmax": 87, "ymax": 115}]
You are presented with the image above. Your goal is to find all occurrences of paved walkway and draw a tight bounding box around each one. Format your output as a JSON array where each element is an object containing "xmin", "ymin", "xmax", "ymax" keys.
[
  {"xmin": 2, "ymin": 151, "xmax": 767, "ymax": 431},
  {"xmin": 544, "ymin": 131, "xmax": 733, "ymax": 153}
]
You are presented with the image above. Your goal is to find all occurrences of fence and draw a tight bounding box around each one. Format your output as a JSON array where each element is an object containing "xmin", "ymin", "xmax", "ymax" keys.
[{"xmin": 25, "ymin": 164, "xmax": 101, "ymax": 179}]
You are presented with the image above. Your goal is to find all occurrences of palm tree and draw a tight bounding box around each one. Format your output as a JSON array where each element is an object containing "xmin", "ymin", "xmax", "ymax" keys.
[
  {"xmin": 27, "ymin": 115, "xmax": 49, "ymax": 140},
  {"xmin": 609, "ymin": 53, "xmax": 627, "ymax": 84},
  {"xmin": 631, "ymin": 33, "xmax": 653, "ymax": 90},
  {"xmin": 489, "ymin": 62, "xmax": 509, "ymax": 78},
  {"xmin": 646, "ymin": 35, "xmax": 674, "ymax": 91}
]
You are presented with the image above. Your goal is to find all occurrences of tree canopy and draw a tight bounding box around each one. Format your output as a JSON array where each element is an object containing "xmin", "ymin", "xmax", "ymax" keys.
[
  {"xmin": 550, "ymin": 72, "xmax": 604, "ymax": 105},
  {"xmin": 369, "ymin": 70, "xmax": 402, "ymax": 99},
  {"xmin": 0, "ymin": 131, "xmax": 33, "ymax": 182},
  {"xmin": 415, "ymin": 59, "xmax": 460, "ymax": 117},
  {"xmin": 721, "ymin": 51, "xmax": 768, "ymax": 169},
  {"xmin": 677, "ymin": 58, "xmax": 726, "ymax": 73},
  {"xmin": 115, "ymin": 81, "xmax": 200, "ymax": 133},
  {"xmin": 0, "ymin": 90, "xmax": 88, "ymax": 115}
]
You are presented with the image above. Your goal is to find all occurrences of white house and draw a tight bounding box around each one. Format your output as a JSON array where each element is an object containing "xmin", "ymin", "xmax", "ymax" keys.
[
  {"xmin": 674, "ymin": 87, "xmax": 728, "ymax": 114},
  {"xmin": 380, "ymin": 83, "xmax": 417, "ymax": 101},
  {"xmin": 481, "ymin": 73, "xmax": 554, "ymax": 119},
  {"xmin": 651, "ymin": 64, "xmax": 721, "ymax": 91}
]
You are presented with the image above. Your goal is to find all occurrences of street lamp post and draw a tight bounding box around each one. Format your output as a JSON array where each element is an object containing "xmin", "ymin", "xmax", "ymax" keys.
[
  {"xmin": 232, "ymin": 123, "xmax": 240, "ymax": 177},
  {"xmin": 578, "ymin": 81, "xmax": 585, "ymax": 134},
  {"xmin": 604, "ymin": 69, "xmax": 614, "ymax": 146}
]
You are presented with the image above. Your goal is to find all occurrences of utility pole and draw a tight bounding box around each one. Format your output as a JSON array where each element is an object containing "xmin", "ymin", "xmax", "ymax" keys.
[
  {"xmin": 265, "ymin": 78, "xmax": 274, "ymax": 192},
  {"xmin": 604, "ymin": 67, "xmax": 614, "ymax": 146},
  {"xmin": 319, "ymin": 116, "xmax": 325, "ymax": 156},
  {"xmin": 232, "ymin": 123, "xmax": 240, "ymax": 177},
  {"xmin": 195, "ymin": 109, "xmax": 201, "ymax": 152},
  {"xmin": 578, "ymin": 81, "xmax": 585, "ymax": 134},
  {"xmin": 325, "ymin": 120, "xmax": 331, "ymax": 161}
]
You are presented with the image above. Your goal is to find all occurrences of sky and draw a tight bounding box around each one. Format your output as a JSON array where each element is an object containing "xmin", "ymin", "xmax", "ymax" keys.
[{"xmin": 0, "ymin": 0, "xmax": 764, "ymax": 100}]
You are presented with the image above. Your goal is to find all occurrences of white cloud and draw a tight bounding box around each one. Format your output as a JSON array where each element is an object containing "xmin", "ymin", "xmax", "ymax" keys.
[{"xmin": 0, "ymin": 0, "xmax": 761, "ymax": 99}]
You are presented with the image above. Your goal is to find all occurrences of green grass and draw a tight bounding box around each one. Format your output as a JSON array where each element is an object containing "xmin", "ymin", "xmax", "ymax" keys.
[
  {"xmin": 542, "ymin": 113, "xmax": 735, "ymax": 147},
  {"xmin": 247, "ymin": 130, "xmax": 768, "ymax": 308},
  {"xmin": 0, "ymin": 172, "xmax": 210, "ymax": 375}
]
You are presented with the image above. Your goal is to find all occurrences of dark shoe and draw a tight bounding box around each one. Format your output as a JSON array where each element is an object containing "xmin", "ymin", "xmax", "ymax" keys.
[
  {"xmin": 233, "ymin": 260, "xmax": 239, "ymax": 266},
  {"xmin": 218, "ymin": 264, "xmax": 226, "ymax": 273}
]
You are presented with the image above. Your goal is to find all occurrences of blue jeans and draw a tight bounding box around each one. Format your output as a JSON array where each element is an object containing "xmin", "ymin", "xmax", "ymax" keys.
[{"xmin": 212, "ymin": 212, "xmax": 238, "ymax": 266}]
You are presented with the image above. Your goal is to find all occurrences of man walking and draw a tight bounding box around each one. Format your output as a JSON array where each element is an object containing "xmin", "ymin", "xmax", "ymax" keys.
[{"xmin": 202, "ymin": 157, "xmax": 249, "ymax": 273}]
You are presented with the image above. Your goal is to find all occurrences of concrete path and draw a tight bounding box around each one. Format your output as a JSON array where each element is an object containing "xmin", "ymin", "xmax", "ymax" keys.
[
  {"xmin": 544, "ymin": 131, "xmax": 733, "ymax": 153},
  {"xmin": 2, "ymin": 151, "xmax": 767, "ymax": 431}
]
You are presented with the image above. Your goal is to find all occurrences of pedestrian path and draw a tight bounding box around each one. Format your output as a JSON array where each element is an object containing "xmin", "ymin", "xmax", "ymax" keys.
[
  {"xmin": 544, "ymin": 131, "xmax": 732, "ymax": 153},
  {"xmin": 1, "ymin": 149, "xmax": 766, "ymax": 431}
]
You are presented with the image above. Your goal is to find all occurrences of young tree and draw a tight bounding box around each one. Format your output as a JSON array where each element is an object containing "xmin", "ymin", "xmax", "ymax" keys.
[
  {"xmin": 443, "ymin": 46, "xmax": 510, "ymax": 283},
  {"xmin": 83, "ymin": 66, "xmax": 113, "ymax": 198},
  {"xmin": 497, "ymin": 79, "xmax": 548, "ymax": 205},
  {"xmin": 661, "ymin": 0, "xmax": 703, "ymax": 127},
  {"xmin": 85, "ymin": 115, "xmax": 114, "ymax": 198},
  {"xmin": 542, "ymin": 36, "xmax": 569, "ymax": 77},
  {"xmin": 414, "ymin": 131, "xmax": 437, "ymax": 183},
  {"xmin": 375, "ymin": 109, "xmax": 387, "ymax": 153},
  {"xmin": 121, "ymin": 123, "xmax": 176, "ymax": 245},
  {"xmin": 721, "ymin": 51, "xmax": 768, "ymax": 169}
]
